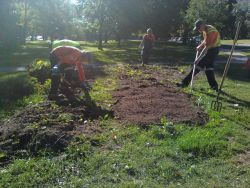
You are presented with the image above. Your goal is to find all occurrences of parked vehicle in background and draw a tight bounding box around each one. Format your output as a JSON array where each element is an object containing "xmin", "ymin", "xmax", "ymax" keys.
[
  {"xmin": 187, "ymin": 35, "xmax": 201, "ymax": 46},
  {"xmin": 36, "ymin": 36, "xmax": 43, "ymax": 41}
]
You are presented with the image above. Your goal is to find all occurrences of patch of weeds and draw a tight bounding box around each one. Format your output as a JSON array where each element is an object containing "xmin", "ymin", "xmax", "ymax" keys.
[
  {"xmin": 90, "ymin": 134, "xmax": 107, "ymax": 147},
  {"xmin": 25, "ymin": 122, "xmax": 39, "ymax": 129},
  {"xmin": 0, "ymin": 151, "xmax": 7, "ymax": 162},
  {"xmin": 151, "ymin": 117, "xmax": 178, "ymax": 140},
  {"xmin": 90, "ymin": 77, "xmax": 117, "ymax": 106},
  {"xmin": 177, "ymin": 66, "xmax": 186, "ymax": 74},
  {"xmin": 206, "ymin": 110, "xmax": 224, "ymax": 127},
  {"xmin": 99, "ymin": 114, "xmax": 111, "ymax": 127},
  {"xmin": 58, "ymin": 113, "xmax": 74, "ymax": 123},
  {"xmin": 66, "ymin": 142, "xmax": 91, "ymax": 160},
  {"xmin": 151, "ymin": 65, "xmax": 161, "ymax": 71},
  {"xmin": 177, "ymin": 126, "xmax": 233, "ymax": 157},
  {"xmin": 124, "ymin": 65, "xmax": 142, "ymax": 77},
  {"xmin": 28, "ymin": 59, "xmax": 51, "ymax": 83}
]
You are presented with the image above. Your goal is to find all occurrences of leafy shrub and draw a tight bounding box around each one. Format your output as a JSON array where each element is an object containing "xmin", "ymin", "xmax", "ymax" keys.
[{"xmin": 28, "ymin": 59, "xmax": 51, "ymax": 83}]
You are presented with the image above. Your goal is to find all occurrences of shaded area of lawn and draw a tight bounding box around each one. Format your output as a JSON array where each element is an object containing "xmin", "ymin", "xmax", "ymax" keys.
[
  {"xmin": 0, "ymin": 41, "xmax": 50, "ymax": 67},
  {"xmin": 0, "ymin": 40, "xmax": 196, "ymax": 68},
  {"xmin": 214, "ymin": 63, "xmax": 250, "ymax": 82},
  {"xmin": 81, "ymin": 40, "xmax": 196, "ymax": 65}
]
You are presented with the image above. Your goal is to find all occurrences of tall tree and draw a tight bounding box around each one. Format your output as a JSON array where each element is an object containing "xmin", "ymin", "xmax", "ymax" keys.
[
  {"xmin": 185, "ymin": 0, "xmax": 250, "ymax": 39},
  {"xmin": 0, "ymin": 0, "xmax": 20, "ymax": 50},
  {"xmin": 79, "ymin": 0, "xmax": 112, "ymax": 50}
]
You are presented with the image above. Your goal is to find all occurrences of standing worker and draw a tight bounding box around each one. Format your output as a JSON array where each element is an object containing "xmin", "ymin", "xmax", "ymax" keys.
[
  {"xmin": 48, "ymin": 39, "xmax": 92, "ymax": 101},
  {"xmin": 177, "ymin": 19, "xmax": 221, "ymax": 91},
  {"xmin": 139, "ymin": 28, "xmax": 155, "ymax": 66}
]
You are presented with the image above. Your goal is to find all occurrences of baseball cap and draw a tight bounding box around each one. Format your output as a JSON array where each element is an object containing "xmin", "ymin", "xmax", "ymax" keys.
[{"xmin": 193, "ymin": 19, "xmax": 205, "ymax": 31}]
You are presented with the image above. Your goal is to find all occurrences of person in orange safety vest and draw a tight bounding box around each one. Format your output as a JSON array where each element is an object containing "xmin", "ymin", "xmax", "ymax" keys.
[
  {"xmin": 139, "ymin": 28, "xmax": 155, "ymax": 66},
  {"xmin": 177, "ymin": 19, "xmax": 221, "ymax": 91},
  {"xmin": 48, "ymin": 39, "xmax": 92, "ymax": 101}
]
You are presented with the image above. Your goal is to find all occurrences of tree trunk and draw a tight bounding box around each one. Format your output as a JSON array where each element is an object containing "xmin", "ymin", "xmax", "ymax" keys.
[
  {"xmin": 98, "ymin": 20, "xmax": 103, "ymax": 50},
  {"xmin": 23, "ymin": 0, "xmax": 28, "ymax": 44},
  {"xmin": 117, "ymin": 34, "xmax": 121, "ymax": 47},
  {"xmin": 182, "ymin": 28, "xmax": 188, "ymax": 45},
  {"xmin": 104, "ymin": 31, "xmax": 108, "ymax": 44}
]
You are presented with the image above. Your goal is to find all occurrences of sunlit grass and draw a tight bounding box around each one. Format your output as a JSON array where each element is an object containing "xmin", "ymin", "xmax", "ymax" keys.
[{"xmin": 222, "ymin": 39, "xmax": 250, "ymax": 45}]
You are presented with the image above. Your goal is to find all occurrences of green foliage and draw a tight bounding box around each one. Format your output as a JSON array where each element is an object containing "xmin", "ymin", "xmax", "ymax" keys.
[
  {"xmin": 0, "ymin": 0, "xmax": 22, "ymax": 49},
  {"xmin": 28, "ymin": 59, "xmax": 51, "ymax": 83},
  {"xmin": 0, "ymin": 71, "xmax": 50, "ymax": 120},
  {"xmin": 185, "ymin": 0, "xmax": 250, "ymax": 38},
  {"xmin": 0, "ymin": 73, "xmax": 34, "ymax": 106},
  {"xmin": 177, "ymin": 127, "xmax": 231, "ymax": 157}
]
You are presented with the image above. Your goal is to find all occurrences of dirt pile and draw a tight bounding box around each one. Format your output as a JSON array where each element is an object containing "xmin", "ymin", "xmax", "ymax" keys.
[
  {"xmin": 0, "ymin": 101, "xmax": 110, "ymax": 160},
  {"xmin": 112, "ymin": 65, "xmax": 208, "ymax": 126}
]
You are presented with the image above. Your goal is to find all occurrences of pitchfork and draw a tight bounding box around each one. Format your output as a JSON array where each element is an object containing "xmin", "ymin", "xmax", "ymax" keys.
[{"xmin": 211, "ymin": 21, "xmax": 242, "ymax": 112}]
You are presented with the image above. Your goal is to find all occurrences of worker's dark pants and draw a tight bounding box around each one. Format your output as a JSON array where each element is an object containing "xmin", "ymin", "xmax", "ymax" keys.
[
  {"xmin": 49, "ymin": 53, "xmax": 60, "ymax": 95},
  {"xmin": 182, "ymin": 47, "xmax": 219, "ymax": 89},
  {"xmin": 49, "ymin": 53, "xmax": 74, "ymax": 96},
  {"xmin": 141, "ymin": 48, "xmax": 152, "ymax": 64}
]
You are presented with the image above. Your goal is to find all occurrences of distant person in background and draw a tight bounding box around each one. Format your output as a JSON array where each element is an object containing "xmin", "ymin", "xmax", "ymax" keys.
[
  {"xmin": 48, "ymin": 39, "xmax": 92, "ymax": 101},
  {"xmin": 139, "ymin": 28, "xmax": 155, "ymax": 66},
  {"xmin": 177, "ymin": 19, "xmax": 221, "ymax": 91}
]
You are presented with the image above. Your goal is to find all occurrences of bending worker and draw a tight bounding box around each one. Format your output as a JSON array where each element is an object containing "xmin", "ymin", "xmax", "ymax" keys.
[
  {"xmin": 177, "ymin": 19, "xmax": 221, "ymax": 91},
  {"xmin": 48, "ymin": 39, "xmax": 92, "ymax": 100}
]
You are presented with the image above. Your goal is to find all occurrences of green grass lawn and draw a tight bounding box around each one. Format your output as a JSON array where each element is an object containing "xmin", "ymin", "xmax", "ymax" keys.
[
  {"xmin": 0, "ymin": 41, "xmax": 50, "ymax": 67},
  {"xmin": 222, "ymin": 39, "xmax": 250, "ymax": 45},
  {"xmin": 0, "ymin": 41, "xmax": 249, "ymax": 187}
]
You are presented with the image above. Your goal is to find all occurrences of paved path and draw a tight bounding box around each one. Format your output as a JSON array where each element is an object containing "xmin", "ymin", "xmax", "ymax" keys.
[
  {"xmin": 0, "ymin": 67, "xmax": 27, "ymax": 73},
  {"xmin": 217, "ymin": 43, "xmax": 249, "ymax": 64},
  {"xmin": 217, "ymin": 48, "xmax": 248, "ymax": 64}
]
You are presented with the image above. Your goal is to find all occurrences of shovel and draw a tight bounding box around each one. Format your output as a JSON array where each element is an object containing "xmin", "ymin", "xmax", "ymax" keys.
[{"xmin": 211, "ymin": 21, "xmax": 241, "ymax": 111}]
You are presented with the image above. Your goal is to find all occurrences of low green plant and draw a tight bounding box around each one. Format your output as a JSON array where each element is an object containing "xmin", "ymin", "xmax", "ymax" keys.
[{"xmin": 28, "ymin": 59, "xmax": 51, "ymax": 83}]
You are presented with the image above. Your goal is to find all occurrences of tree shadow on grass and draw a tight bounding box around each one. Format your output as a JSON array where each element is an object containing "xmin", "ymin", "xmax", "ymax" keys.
[
  {"xmin": 215, "ymin": 63, "xmax": 250, "ymax": 82},
  {"xmin": 197, "ymin": 89, "xmax": 250, "ymax": 109}
]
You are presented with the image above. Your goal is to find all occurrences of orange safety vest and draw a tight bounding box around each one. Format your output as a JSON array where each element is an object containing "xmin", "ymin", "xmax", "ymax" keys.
[
  {"xmin": 203, "ymin": 25, "xmax": 221, "ymax": 48},
  {"xmin": 51, "ymin": 46, "xmax": 85, "ymax": 82}
]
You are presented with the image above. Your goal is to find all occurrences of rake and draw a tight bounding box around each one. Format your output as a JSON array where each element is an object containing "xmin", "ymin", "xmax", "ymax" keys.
[
  {"xmin": 190, "ymin": 47, "xmax": 207, "ymax": 93},
  {"xmin": 211, "ymin": 21, "xmax": 242, "ymax": 112}
]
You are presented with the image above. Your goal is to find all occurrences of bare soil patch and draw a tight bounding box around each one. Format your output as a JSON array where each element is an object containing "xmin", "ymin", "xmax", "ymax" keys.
[{"xmin": 112, "ymin": 65, "xmax": 208, "ymax": 126}]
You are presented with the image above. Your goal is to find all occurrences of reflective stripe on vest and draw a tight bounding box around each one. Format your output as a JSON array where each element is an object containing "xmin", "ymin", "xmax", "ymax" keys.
[
  {"xmin": 207, "ymin": 25, "xmax": 221, "ymax": 47},
  {"xmin": 196, "ymin": 66, "xmax": 214, "ymax": 72}
]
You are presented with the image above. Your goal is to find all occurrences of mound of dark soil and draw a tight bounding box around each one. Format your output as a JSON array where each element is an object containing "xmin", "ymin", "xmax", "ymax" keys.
[
  {"xmin": 112, "ymin": 65, "xmax": 208, "ymax": 126},
  {"xmin": 0, "ymin": 101, "xmax": 110, "ymax": 160}
]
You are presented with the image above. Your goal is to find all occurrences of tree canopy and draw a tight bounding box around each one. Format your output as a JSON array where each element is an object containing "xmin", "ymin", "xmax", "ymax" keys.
[{"xmin": 0, "ymin": 0, "xmax": 249, "ymax": 49}]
